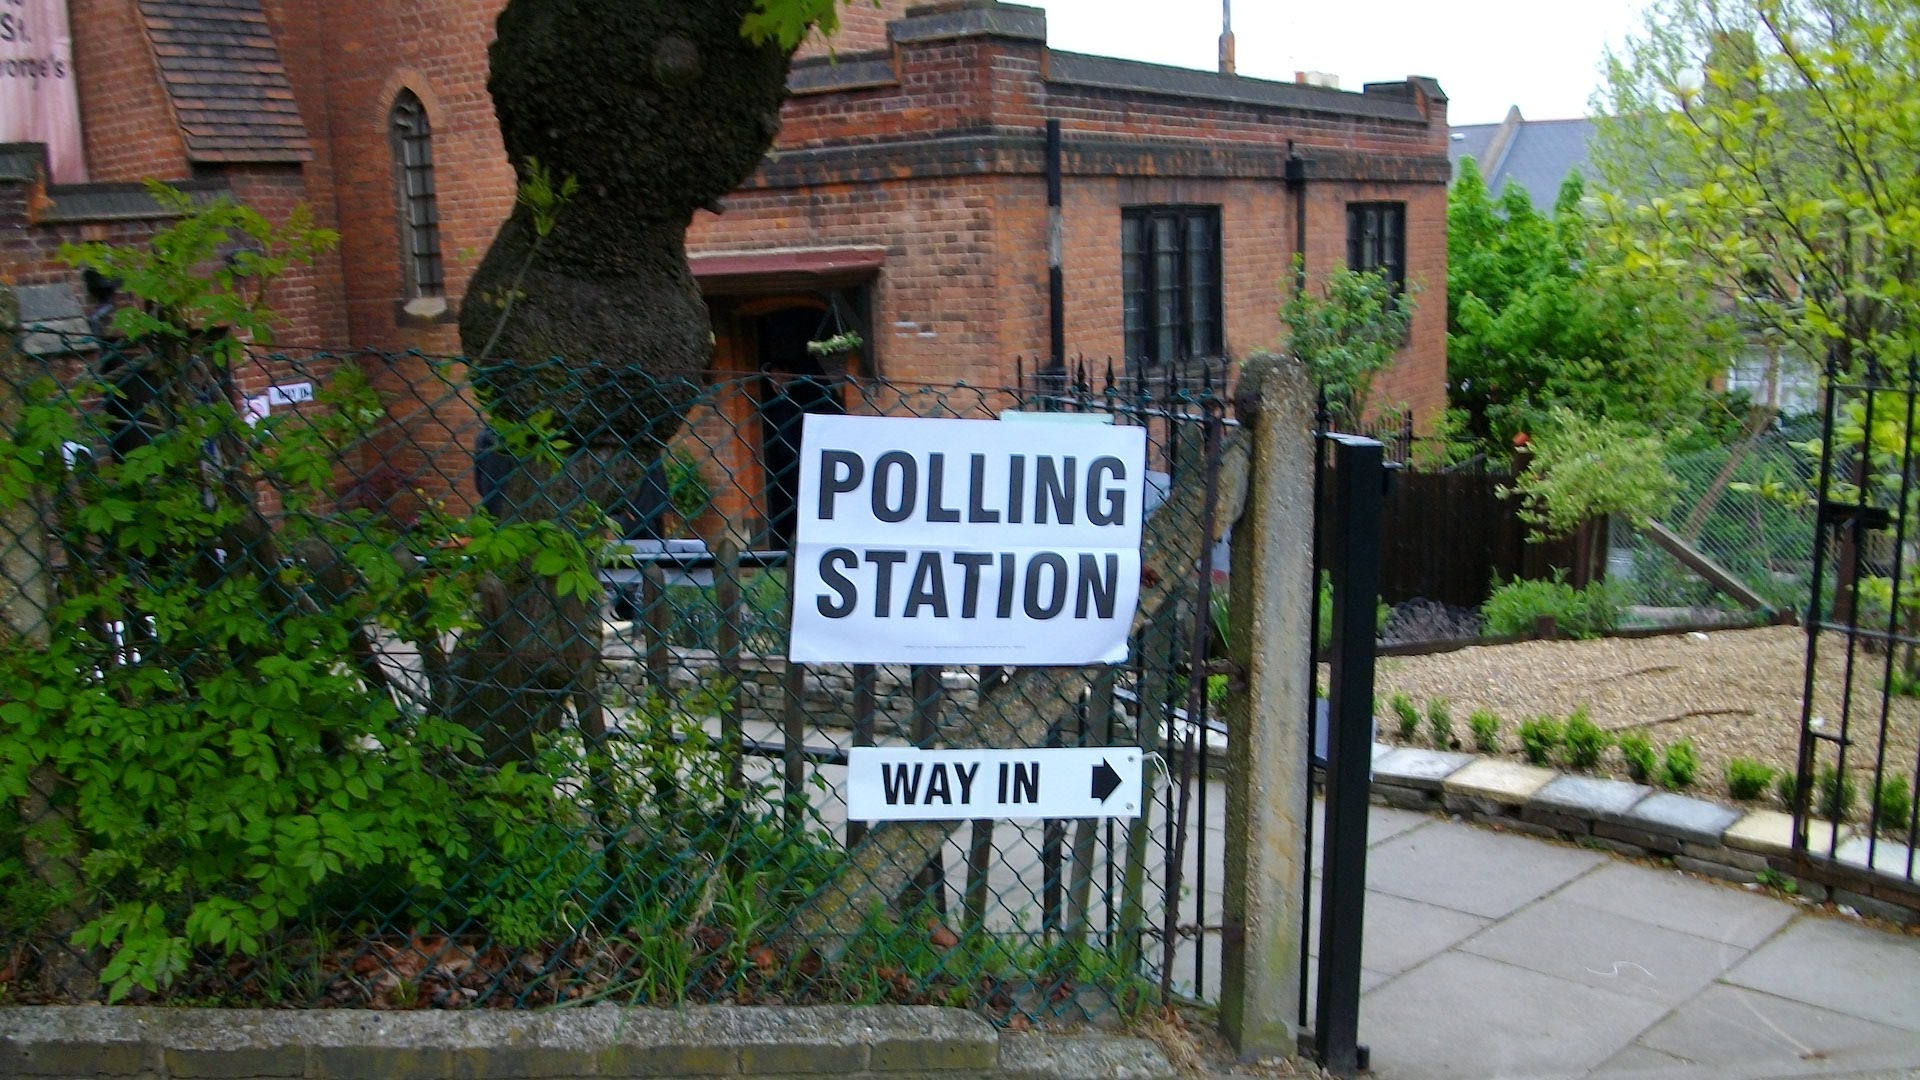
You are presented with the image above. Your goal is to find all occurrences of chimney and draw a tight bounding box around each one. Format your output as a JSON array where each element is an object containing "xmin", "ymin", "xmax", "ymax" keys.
[
  {"xmin": 1219, "ymin": 0, "xmax": 1236, "ymax": 75},
  {"xmin": 1295, "ymin": 71, "xmax": 1339, "ymax": 90}
]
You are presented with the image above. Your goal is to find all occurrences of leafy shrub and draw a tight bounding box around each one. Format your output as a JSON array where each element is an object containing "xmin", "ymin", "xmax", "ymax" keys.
[
  {"xmin": 1427, "ymin": 699, "xmax": 1456, "ymax": 749},
  {"xmin": 1726, "ymin": 758, "xmax": 1778, "ymax": 801},
  {"xmin": 1774, "ymin": 768, "xmax": 1799, "ymax": 808},
  {"xmin": 1468, "ymin": 709, "xmax": 1501, "ymax": 753},
  {"xmin": 1518, "ymin": 717, "xmax": 1564, "ymax": 766},
  {"xmin": 1818, "ymin": 765, "xmax": 1858, "ymax": 822},
  {"xmin": 1873, "ymin": 776, "xmax": 1913, "ymax": 835},
  {"xmin": 1503, "ymin": 406, "xmax": 1677, "ymax": 540},
  {"xmin": 1390, "ymin": 692, "xmax": 1421, "ymax": 741},
  {"xmin": 1316, "ymin": 571, "xmax": 1391, "ymax": 651},
  {"xmin": 1562, "ymin": 708, "xmax": 1613, "ymax": 771},
  {"xmin": 1481, "ymin": 575, "xmax": 1625, "ymax": 640},
  {"xmin": 1661, "ymin": 740, "xmax": 1700, "ymax": 789},
  {"xmin": 1619, "ymin": 732, "xmax": 1657, "ymax": 783}
]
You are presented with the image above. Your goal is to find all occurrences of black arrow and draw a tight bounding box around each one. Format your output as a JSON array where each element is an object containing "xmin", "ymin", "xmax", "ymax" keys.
[{"xmin": 1091, "ymin": 759, "xmax": 1122, "ymax": 802}]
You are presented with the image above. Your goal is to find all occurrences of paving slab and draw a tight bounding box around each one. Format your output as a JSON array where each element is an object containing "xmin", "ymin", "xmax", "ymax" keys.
[
  {"xmin": 1722, "ymin": 916, "xmax": 1920, "ymax": 1032},
  {"xmin": 1455, "ymin": 895, "xmax": 1747, "ymax": 1007},
  {"xmin": 1620, "ymin": 792, "xmax": 1744, "ymax": 847},
  {"xmin": 1834, "ymin": 834, "xmax": 1919, "ymax": 878},
  {"xmin": 1586, "ymin": 1043, "xmax": 1697, "ymax": 1077},
  {"xmin": 1443, "ymin": 758, "xmax": 1558, "ymax": 806},
  {"xmin": 1364, "ymin": 818, "xmax": 1604, "ymax": 919},
  {"xmin": 1630, "ymin": 983, "xmax": 1920, "ymax": 1077},
  {"xmin": 1550, "ymin": 859, "xmax": 1797, "ymax": 950},
  {"xmin": 1360, "ymin": 950, "xmax": 1667, "ymax": 1080},
  {"xmin": 1372, "ymin": 748, "xmax": 1474, "ymax": 791},
  {"xmin": 1529, "ymin": 775, "xmax": 1652, "ymax": 822},
  {"xmin": 1723, "ymin": 809, "xmax": 1847, "ymax": 858},
  {"xmin": 1307, "ymin": 888, "xmax": 1492, "ymax": 978},
  {"xmin": 1311, "ymin": 802, "xmax": 1436, "ymax": 873}
]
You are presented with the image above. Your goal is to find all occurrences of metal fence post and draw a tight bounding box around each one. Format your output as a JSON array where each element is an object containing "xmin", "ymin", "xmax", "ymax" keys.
[
  {"xmin": 1219, "ymin": 354, "xmax": 1315, "ymax": 1057},
  {"xmin": 1317, "ymin": 435, "xmax": 1384, "ymax": 1077}
]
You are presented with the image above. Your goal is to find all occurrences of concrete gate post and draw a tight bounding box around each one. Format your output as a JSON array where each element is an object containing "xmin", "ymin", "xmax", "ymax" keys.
[{"xmin": 1218, "ymin": 353, "xmax": 1315, "ymax": 1057}]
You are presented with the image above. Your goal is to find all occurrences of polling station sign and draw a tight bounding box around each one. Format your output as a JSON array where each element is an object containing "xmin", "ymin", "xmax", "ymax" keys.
[
  {"xmin": 845, "ymin": 747, "xmax": 1144, "ymax": 822},
  {"xmin": 789, "ymin": 414, "xmax": 1146, "ymax": 666}
]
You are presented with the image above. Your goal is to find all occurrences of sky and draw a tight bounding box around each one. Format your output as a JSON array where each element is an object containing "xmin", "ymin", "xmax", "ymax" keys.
[{"xmin": 1030, "ymin": 0, "xmax": 1656, "ymax": 126}]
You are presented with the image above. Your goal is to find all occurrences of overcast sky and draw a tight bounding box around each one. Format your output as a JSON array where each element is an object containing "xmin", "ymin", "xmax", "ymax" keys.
[{"xmin": 1029, "ymin": 0, "xmax": 1655, "ymax": 126}]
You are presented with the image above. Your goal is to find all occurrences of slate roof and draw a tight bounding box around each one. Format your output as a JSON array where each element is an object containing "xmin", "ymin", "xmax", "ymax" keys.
[
  {"xmin": 138, "ymin": 0, "xmax": 312, "ymax": 163},
  {"xmin": 1449, "ymin": 109, "xmax": 1595, "ymax": 207}
]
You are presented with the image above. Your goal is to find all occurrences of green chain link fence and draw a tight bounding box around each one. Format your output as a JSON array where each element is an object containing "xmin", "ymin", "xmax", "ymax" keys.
[{"xmin": 0, "ymin": 330, "xmax": 1229, "ymax": 1021}]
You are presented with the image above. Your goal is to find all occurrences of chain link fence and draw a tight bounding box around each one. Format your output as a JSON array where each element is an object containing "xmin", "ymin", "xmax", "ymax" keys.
[{"xmin": 0, "ymin": 331, "xmax": 1230, "ymax": 1020}]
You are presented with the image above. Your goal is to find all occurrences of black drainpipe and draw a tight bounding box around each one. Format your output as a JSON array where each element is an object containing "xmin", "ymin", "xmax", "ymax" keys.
[
  {"xmin": 1047, "ymin": 119, "xmax": 1065, "ymax": 373},
  {"xmin": 1286, "ymin": 139, "xmax": 1307, "ymax": 294}
]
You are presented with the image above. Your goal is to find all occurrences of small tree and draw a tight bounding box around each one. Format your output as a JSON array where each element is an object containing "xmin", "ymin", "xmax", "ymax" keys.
[
  {"xmin": 1278, "ymin": 256, "xmax": 1415, "ymax": 424},
  {"xmin": 1504, "ymin": 408, "xmax": 1678, "ymax": 584}
]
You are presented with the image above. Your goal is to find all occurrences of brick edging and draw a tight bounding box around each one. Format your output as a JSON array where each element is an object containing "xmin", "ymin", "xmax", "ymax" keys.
[{"xmin": 1367, "ymin": 744, "xmax": 1920, "ymax": 926}]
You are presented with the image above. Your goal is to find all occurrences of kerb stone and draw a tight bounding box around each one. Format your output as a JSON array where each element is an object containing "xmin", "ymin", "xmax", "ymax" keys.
[
  {"xmin": 1373, "ymin": 749, "xmax": 1474, "ymax": 792},
  {"xmin": 1722, "ymin": 809, "xmax": 1846, "ymax": 858},
  {"xmin": 997, "ymin": 1033, "xmax": 1175, "ymax": 1080},
  {"xmin": 1619, "ymin": 792, "xmax": 1742, "ymax": 847},
  {"xmin": 1441, "ymin": 758, "xmax": 1554, "ymax": 807},
  {"xmin": 1527, "ymin": 775, "xmax": 1650, "ymax": 823}
]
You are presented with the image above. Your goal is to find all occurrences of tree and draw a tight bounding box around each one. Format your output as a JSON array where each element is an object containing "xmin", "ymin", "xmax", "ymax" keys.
[
  {"xmin": 1593, "ymin": 0, "xmax": 1920, "ymax": 381},
  {"xmin": 1276, "ymin": 256, "xmax": 1414, "ymax": 424},
  {"xmin": 1447, "ymin": 157, "xmax": 1735, "ymax": 454}
]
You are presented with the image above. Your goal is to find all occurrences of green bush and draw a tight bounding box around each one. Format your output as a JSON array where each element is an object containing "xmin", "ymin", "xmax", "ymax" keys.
[
  {"xmin": 1775, "ymin": 769, "xmax": 1799, "ymax": 808},
  {"xmin": 1619, "ymin": 732, "xmax": 1657, "ymax": 783},
  {"xmin": 1726, "ymin": 758, "xmax": 1778, "ymax": 801},
  {"xmin": 1427, "ymin": 699, "xmax": 1456, "ymax": 749},
  {"xmin": 1390, "ymin": 692, "xmax": 1421, "ymax": 741},
  {"xmin": 1562, "ymin": 708, "xmax": 1613, "ymax": 771},
  {"xmin": 1518, "ymin": 717, "xmax": 1564, "ymax": 766},
  {"xmin": 1818, "ymin": 765, "xmax": 1858, "ymax": 822},
  {"xmin": 1316, "ymin": 571, "xmax": 1391, "ymax": 651},
  {"xmin": 1873, "ymin": 776, "xmax": 1914, "ymax": 835},
  {"xmin": 1661, "ymin": 740, "xmax": 1700, "ymax": 789},
  {"xmin": 1468, "ymin": 709, "xmax": 1501, "ymax": 753},
  {"xmin": 1481, "ymin": 575, "xmax": 1625, "ymax": 640}
]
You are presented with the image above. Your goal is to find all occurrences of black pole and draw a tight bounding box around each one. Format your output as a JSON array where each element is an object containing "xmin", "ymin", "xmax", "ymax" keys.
[
  {"xmin": 1316, "ymin": 435, "xmax": 1383, "ymax": 1077},
  {"xmin": 1047, "ymin": 119, "xmax": 1065, "ymax": 372},
  {"xmin": 1286, "ymin": 144, "xmax": 1307, "ymax": 292}
]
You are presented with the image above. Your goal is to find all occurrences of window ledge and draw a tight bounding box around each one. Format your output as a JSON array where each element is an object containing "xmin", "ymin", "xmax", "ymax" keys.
[{"xmin": 394, "ymin": 295, "xmax": 455, "ymax": 327}]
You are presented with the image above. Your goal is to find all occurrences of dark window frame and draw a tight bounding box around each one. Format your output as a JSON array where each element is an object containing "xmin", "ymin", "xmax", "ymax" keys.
[
  {"xmin": 1121, "ymin": 205, "xmax": 1223, "ymax": 366},
  {"xmin": 390, "ymin": 90, "xmax": 445, "ymax": 300},
  {"xmin": 1345, "ymin": 201, "xmax": 1406, "ymax": 294}
]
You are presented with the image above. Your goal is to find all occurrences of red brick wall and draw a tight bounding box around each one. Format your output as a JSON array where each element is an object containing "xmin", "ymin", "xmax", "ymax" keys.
[
  {"xmin": 69, "ymin": 0, "xmax": 192, "ymax": 182},
  {"xmin": 796, "ymin": 0, "xmax": 914, "ymax": 60}
]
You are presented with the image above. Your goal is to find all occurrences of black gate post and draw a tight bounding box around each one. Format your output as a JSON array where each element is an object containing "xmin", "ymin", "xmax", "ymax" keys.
[{"xmin": 1316, "ymin": 434, "xmax": 1383, "ymax": 1076}]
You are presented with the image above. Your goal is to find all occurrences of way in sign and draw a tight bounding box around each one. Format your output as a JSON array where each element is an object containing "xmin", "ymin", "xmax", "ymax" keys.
[{"xmin": 845, "ymin": 746, "xmax": 1143, "ymax": 823}]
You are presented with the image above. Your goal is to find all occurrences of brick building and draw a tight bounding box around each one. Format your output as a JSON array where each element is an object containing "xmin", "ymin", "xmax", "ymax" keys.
[{"xmin": 4, "ymin": 0, "xmax": 1450, "ymax": 537}]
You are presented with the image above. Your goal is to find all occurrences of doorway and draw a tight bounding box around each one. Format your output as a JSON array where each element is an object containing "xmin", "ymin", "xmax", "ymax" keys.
[{"xmin": 756, "ymin": 306, "xmax": 847, "ymax": 550}]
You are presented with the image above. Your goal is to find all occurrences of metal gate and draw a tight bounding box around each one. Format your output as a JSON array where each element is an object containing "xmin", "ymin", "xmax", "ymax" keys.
[{"xmin": 1794, "ymin": 357, "xmax": 1920, "ymax": 908}]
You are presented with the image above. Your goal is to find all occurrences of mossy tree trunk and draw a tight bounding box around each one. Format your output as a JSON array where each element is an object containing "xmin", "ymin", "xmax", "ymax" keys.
[{"xmin": 452, "ymin": 0, "xmax": 793, "ymax": 757}]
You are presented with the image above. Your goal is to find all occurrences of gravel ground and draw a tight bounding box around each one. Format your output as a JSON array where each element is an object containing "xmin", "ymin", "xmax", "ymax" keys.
[{"xmin": 1370, "ymin": 625, "xmax": 1920, "ymax": 809}]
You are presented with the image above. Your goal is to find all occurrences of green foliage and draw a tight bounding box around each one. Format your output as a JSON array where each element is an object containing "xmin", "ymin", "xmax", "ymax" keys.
[
  {"xmin": 663, "ymin": 447, "xmax": 713, "ymax": 525},
  {"xmin": 1661, "ymin": 740, "xmax": 1700, "ymax": 789},
  {"xmin": 1276, "ymin": 256, "xmax": 1416, "ymax": 423},
  {"xmin": 1481, "ymin": 574, "xmax": 1625, "ymax": 640},
  {"xmin": 741, "ymin": 0, "xmax": 880, "ymax": 50},
  {"xmin": 1620, "ymin": 732, "xmax": 1657, "ymax": 783},
  {"xmin": 1755, "ymin": 867, "xmax": 1798, "ymax": 894},
  {"xmin": 1316, "ymin": 570, "xmax": 1390, "ymax": 651},
  {"xmin": 1426, "ymin": 699, "xmax": 1455, "ymax": 749},
  {"xmin": 1562, "ymin": 708, "xmax": 1614, "ymax": 771},
  {"xmin": 1817, "ymin": 765, "xmax": 1858, "ymax": 823},
  {"xmin": 1389, "ymin": 692, "xmax": 1421, "ymax": 741},
  {"xmin": 1504, "ymin": 408, "xmax": 1678, "ymax": 540},
  {"xmin": 1774, "ymin": 768, "xmax": 1799, "ymax": 809},
  {"xmin": 1446, "ymin": 160, "xmax": 1734, "ymax": 455},
  {"xmin": 1468, "ymin": 708, "xmax": 1501, "ymax": 753},
  {"xmin": 1873, "ymin": 776, "xmax": 1913, "ymax": 836},
  {"xmin": 1518, "ymin": 717, "xmax": 1564, "ymax": 766},
  {"xmin": 1726, "ymin": 758, "xmax": 1778, "ymax": 801}
]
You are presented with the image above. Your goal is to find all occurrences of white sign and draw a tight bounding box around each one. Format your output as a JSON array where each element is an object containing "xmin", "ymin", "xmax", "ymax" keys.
[
  {"xmin": 846, "ymin": 746, "xmax": 1144, "ymax": 822},
  {"xmin": 267, "ymin": 382, "xmax": 314, "ymax": 406},
  {"xmin": 790, "ymin": 414, "xmax": 1146, "ymax": 666},
  {"xmin": 1, "ymin": 0, "xmax": 86, "ymax": 183}
]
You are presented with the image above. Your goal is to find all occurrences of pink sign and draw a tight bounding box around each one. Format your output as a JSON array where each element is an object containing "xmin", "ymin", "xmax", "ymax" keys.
[{"xmin": 1, "ymin": 0, "xmax": 86, "ymax": 183}]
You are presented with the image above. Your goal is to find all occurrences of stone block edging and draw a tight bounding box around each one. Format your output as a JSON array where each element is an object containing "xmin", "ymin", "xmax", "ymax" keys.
[
  {"xmin": 0, "ymin": 1005, "xmax": 1174, "ymax": 1080},
  {"xmin": 1364, "ymin": 745, "xmax": 1920, "ymax": 925}
]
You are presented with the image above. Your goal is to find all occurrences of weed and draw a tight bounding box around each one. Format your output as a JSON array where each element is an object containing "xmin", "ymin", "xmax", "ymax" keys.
[
  {"xmin": 1390, "ymin": 692, "xmax": 1420, "ymax": 742},
  {"xmin": 1517, "ymin": 716, "xmax": 1564, "ymax": 766},
  {"xmin": 1872, "ymin": 775, "xmax": 1913, "ymax": 835},
  {"xmin": 1661, "ymin": 740, "xmax": 1700, "ymax": 789},
  {"xmin": 1726, "ymin": 758, "xmax": 1778, "ymax": 802},
  {"xmin": 1619, "ymin": 732, "xmax": 1656, "ymax": 784},
  {"xmin": 1562, "ymin": 707, "xmax": 1613, "ymax": 771},
  {"xmin": 1427, "ymin": 699, "xmax": 1456, "ymax": 749},
  {"xmin": 1755, "ymin": 867, "xmax": 1798, "ymax": 895},
  {"xmin": 1817, "ymin": 765, "xmax": 1857, "ymax": 822},
  {"xmin": 1468, "ymin": 709, "xmax": 1501, "ymax": 753}
]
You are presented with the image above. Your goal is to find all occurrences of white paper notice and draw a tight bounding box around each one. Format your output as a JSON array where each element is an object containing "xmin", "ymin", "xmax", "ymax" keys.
[{"xmin": 789, "ymin": 414, "xmax": 1146, "ymax": 666}]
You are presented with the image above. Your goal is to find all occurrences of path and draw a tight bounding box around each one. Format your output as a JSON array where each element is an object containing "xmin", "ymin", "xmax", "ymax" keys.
[{"xmin": 1325, "ymin": 805, "xmax": 1920, "ymax": 1080}]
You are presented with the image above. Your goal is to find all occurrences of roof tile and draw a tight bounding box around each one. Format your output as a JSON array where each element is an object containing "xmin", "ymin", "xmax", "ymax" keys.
[{"xmin": 138, "ymin": 0, "xmax": 312, "ymax": 163}]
